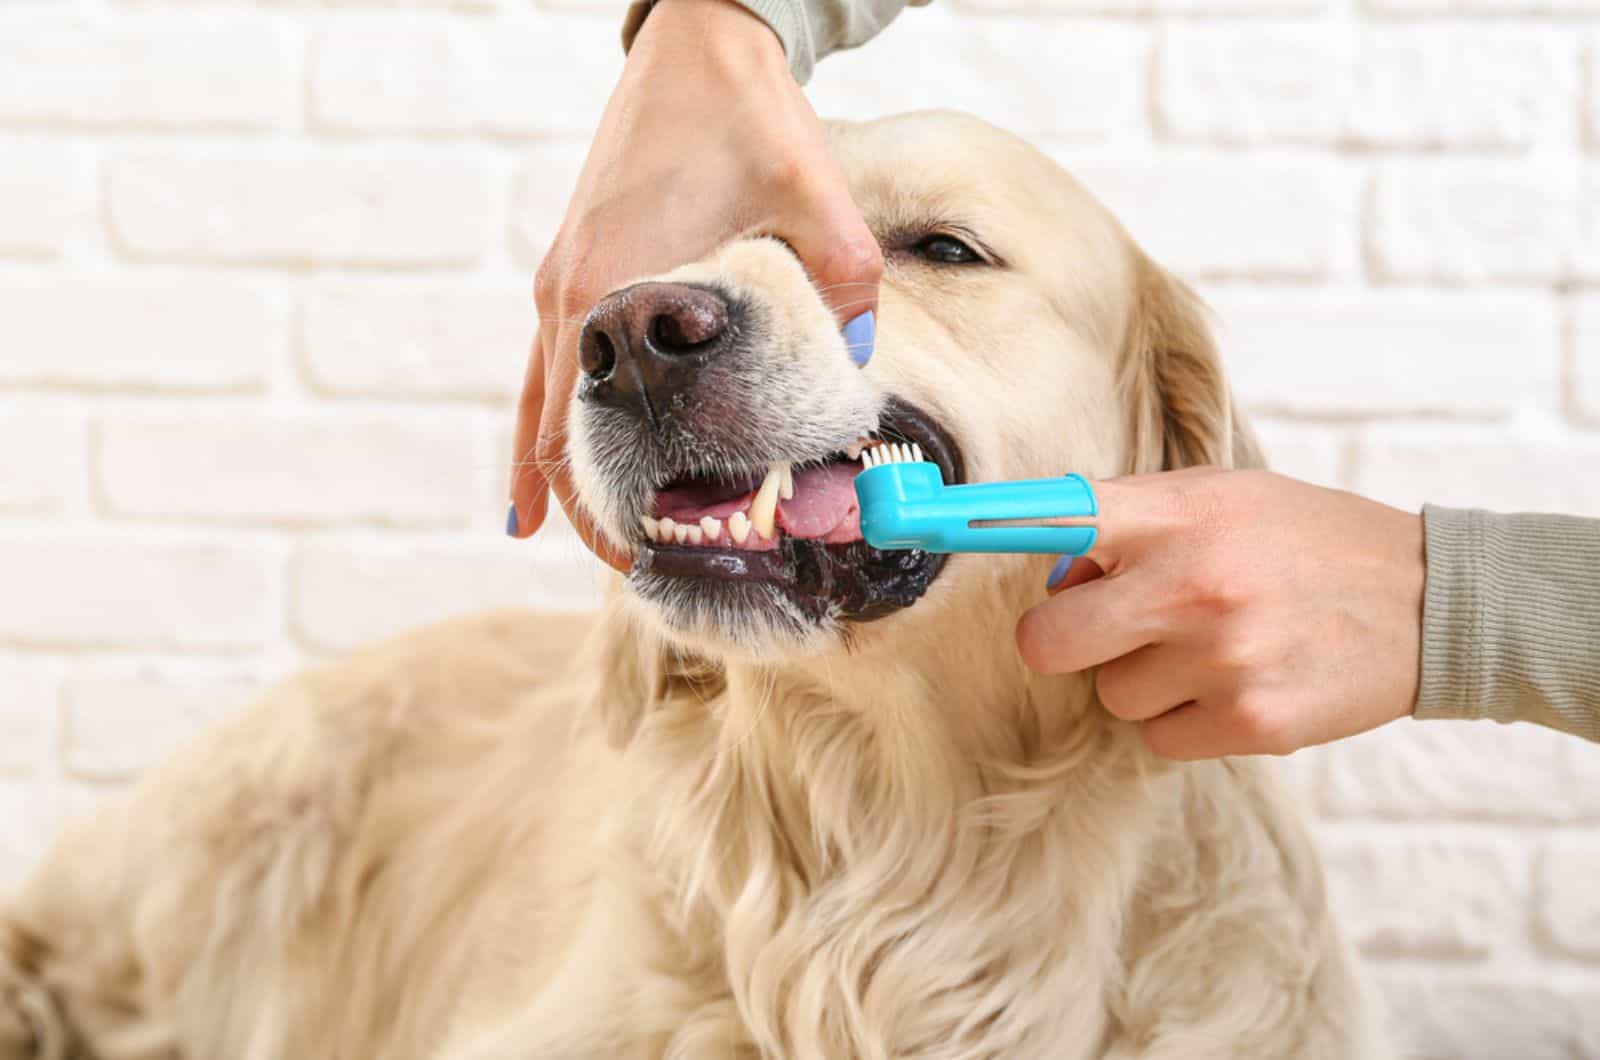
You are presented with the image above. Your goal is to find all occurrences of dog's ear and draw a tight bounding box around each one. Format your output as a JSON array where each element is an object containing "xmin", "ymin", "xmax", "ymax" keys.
[
  {"xmin": 585, "ymin": 596, "xmax": 723, "ymax": 748},
  {"xmin": 1120, "ymin": 251, "xmax": 1264, "ymax": 473}
]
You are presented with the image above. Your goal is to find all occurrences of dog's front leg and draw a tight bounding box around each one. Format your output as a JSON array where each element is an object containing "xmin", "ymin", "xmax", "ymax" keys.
[{"xmin": 436, "ymin": 879, "xmax": 753, "ymax": 1060}]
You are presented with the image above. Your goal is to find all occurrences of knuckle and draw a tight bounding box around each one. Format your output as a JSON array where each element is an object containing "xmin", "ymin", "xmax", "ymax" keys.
[{"xmin": 1231, "ymin": 695, "xmax": 1291, "ymax": 754}]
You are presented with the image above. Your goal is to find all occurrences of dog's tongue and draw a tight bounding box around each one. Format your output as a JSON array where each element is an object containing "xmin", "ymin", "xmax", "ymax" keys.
[{"xmin": 778, "ymin": 461, "xmax": 861, "ymax": 541}]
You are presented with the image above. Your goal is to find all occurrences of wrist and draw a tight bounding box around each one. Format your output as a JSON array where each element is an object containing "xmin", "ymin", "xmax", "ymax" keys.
[{"xmin": 636, "ymin": 0, "xmax": 790, "ymax": 78}]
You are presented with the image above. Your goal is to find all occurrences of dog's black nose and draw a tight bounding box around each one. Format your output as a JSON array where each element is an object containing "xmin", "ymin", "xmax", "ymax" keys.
[{"xmin": 577, "ymin": 283, "xmax": 732, "ymax": 423}]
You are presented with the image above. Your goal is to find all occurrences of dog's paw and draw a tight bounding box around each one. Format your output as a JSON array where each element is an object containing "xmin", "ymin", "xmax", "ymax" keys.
[{"xmin": 0, "ymin": 923, "xmax": 68, "ymax": 1060}]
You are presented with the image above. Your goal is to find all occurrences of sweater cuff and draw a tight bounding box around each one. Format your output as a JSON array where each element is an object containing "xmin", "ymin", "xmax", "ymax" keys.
[
  {"xmin": 622, "ymin": 0, "xmax": 816, "ymax": 83},
  {"xmin": 1416, "ymin": 505, "xmax": 1496, "ymax": 723}
]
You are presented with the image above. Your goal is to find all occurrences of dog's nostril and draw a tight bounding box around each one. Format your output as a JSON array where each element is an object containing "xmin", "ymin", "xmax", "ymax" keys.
[
  {"xmin": 579, "ymin": 328, "xmax": 617, "ymax": 379},
  {"xmin": 647, "ymin": 300, "xmax": 726, "ymax": 355}
]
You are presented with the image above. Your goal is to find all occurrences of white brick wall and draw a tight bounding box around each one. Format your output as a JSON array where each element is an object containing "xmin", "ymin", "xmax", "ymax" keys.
[{"xmin": 2, "ymin": 2, "xmax": 1598, "ymax": 1054}]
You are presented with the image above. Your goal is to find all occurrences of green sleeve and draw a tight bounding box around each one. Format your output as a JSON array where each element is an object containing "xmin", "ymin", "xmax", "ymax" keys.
[
  {"xmin": 1416, "ymin": 505, "xmax": 1600, "ymax": 742},
  {"xmin": 622, "ymin": 0, "xmax": 924, "ymax": 83}
]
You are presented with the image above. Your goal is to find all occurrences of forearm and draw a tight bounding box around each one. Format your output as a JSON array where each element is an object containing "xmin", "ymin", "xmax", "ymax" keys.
[
  {"xmin": 1416, "ymin": 505, "xmax": 1600, "ymax": 742},
  {"xmin": 623, "ymin": 0, "xmax": 918, "ymax": 83}
]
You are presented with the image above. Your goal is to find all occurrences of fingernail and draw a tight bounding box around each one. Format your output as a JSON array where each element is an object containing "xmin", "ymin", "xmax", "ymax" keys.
[
  {"xmin": 505, "ymin": 503, "xmax": 519, "ymax": 537},
  {"xmin": 1046, "ymin": 554, "xmax": 1074, "ymax": 589},
  {"xmin": 843, "ymin": 310, "xmax": 875, "ymax": 367}
]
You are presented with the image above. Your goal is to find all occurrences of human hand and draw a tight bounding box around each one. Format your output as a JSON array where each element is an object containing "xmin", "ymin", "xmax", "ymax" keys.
[
  {"xmin": 508, "ymin": 0, "xmax": 883, "ymax": 571},
  {"xmin": 1016, "ymin": 468, "xmax": 1426, "ymax": 759}
]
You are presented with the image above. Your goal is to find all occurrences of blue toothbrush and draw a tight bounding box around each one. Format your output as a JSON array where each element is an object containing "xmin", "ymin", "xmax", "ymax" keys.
[{"xmin": 854, "ymin": 444, "xmax": 1098, "ymax": 555}]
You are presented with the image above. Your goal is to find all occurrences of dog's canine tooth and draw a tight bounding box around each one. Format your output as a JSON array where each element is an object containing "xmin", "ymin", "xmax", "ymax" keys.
[
  {"xmin": 845, "ymin": 438, "xmax": 866, "ymax": 460},
  {"xmin": 778, "ymin": 463, "xmax": 794, "ymax": 501},
  {"xmin": 751, "ymin": 463, "xmax": 784, "ymax": 540},
  {"xmin": 700, "ymin": 516, "xmax": 722, "ymax": 542},
  {"xmin": 729, "ymin": 510, "xmax": 751, "ymax": 545},
  {"xmin": 641, "ymin": 515, "xmax": 659, "ymax": 539},
  {"xmin": 686, "ymin": 526, "xmax": 703, "ymax": 545}
]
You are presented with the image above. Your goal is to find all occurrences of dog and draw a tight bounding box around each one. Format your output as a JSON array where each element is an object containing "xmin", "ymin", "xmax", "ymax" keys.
[{"xmin": 0, "ymin": 110, "xmax": 1394, "ymax": 1060}]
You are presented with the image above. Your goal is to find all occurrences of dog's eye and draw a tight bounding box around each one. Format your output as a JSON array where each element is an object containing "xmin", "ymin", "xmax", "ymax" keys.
[{"xmin": 914, "ymin": 234, "xmax": 982, "ymax": 265}]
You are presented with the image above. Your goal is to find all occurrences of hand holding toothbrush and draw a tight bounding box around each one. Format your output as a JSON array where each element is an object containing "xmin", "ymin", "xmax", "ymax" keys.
[{"xmin": 1015, "ymin": 468, "xmax": 1427, "ymax": 761}]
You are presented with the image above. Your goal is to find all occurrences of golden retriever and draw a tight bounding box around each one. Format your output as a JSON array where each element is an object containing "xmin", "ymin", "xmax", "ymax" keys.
[{"xmin": 0, "ymin": 110, "xmax": 1394, "ymax": 1060}]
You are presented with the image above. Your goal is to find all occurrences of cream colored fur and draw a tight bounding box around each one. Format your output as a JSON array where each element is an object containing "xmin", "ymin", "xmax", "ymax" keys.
[{"xmin": 0, "ymin": 111, "xmax": 1393, "ymax": 1060}]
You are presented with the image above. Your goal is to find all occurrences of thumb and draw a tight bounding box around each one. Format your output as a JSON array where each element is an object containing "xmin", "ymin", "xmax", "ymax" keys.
[{"xmin": 785, "ymin": 203, "xmax": 882, "ymax": 363}]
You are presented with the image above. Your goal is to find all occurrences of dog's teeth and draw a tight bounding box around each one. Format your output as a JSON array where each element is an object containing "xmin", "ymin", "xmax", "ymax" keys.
[
  {"xmin": 673, "ymin": 522, "xmax": 690, "ymax": 544},
  {"xmin": 729, "ymin": 509, "xmax": 751, "ymax": 544},
  {"xmin": 700, "ymin": 516, "xmax": 722, "ymax": 542},
  {"xmin": 778, "ymin": 463, "xmax": 794, "ymax": 501},
  {"xmin": 641, "ymin": 515, "xmax": 659, "ymax": 539},
  {"xmin": 686, "ymin": 526, "xmax": 703, "ymax": 545},
  {"xmin": 657, "ymin": 517, "xmax": 676, "ymax": 543},
  {"xmin": 751, "ymin": 463, "xmax": 783, "ymax": 540},
  {"xmin": 845, "ymin": 438, "xmax": 865, "ymax": 460}
]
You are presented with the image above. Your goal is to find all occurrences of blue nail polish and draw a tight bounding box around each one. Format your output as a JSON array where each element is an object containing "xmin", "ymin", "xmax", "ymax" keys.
[
  {"xmin": 1046, "ymin": 554, "xmax": 1074, "ymax": 589},
  {"xmin": 843, "ymin": 310, "xmax": 875, "ymax": 367},
  {"xmin": 505, "ymin": 503, "xmax": 519, "ymax": 537}
]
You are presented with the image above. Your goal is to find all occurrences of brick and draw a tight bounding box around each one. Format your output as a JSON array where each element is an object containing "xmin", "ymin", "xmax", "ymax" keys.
[
  {"xmin": 1247, "ymin": 420, "xmax": 1342, "ymax": 488},
  {"xmin": 0, "ymin": 533, "xmax": 274, "ymax": 650},
  {"xmin": 1368, "ymin": 161, "xmax": 1579, "ymax": 284},
  {"xmin": 1572, "ymin": 298, "xmax": 1600, "ymax": 424},
  {"xmin": 508, "ymin": 143, "xmax": 589, "ymax": 270},
  {"xmin": 1590, "ymin": 33, "xmax": 1600, "ymax": 149},
  {"xmin": 0, "ymin": 140, "xmax": 85, "ymax": 257},
  {"xmin": 311, "ymin": 13, "xmax": 619, "ymax": 137},
  {"xmin": 1577, "ymin": 166, "xmax": 1600, "ymax": 283},
  {"xmin": 1369, "ymin": 0, "xmax": 1600, "ymax": 11},
  {"xmin": 1350, "ymin": 26, "xmax": 1576, "ymax": 150},
  {"xmin": 0, "ymin": 661, "xmax": 59, "ymax": 777},
  {"xmin": 1156, "ymin": 22, "xmax": 1346, "ymax": 145},
  {"xmin": 62, "ymin": 673, "xmax": 257, "ymax": 782},
  {"xmin": 0, "ymin": 405, "xmax": 83, "ymax": 515},
  {"xmin": 1353, "ymin": 429, "xmax": 1600, "ymax": 516},
  {"xmin": 0, "ymin": 11, "xmax": 290, "ymax": 129},
  {"xmin": 96, "ymin": 414, "xmax": 479, "ymax": 528},
  {"xmin": 1379, "ymin": 977, "xmax": 1594, "ymax": 1060},
  {"xmin": 1208, "ymin": 290, "xmax": 1556, "ymax": 418},
  {"xmin": 292, "ymin": 537, "xmax": 605, "ymax": 652},
  {"xmin": 1064, "ymin": 153, "xmax": 1346, "ymax": 279},
  {"xmin": 1535, "ymin": 841, "xmax": 1600, "ymax": 960},
  {"xmin": 301, "ymin": 283, "xmax": 532, "ymax": 401},
  {"xmin": 1323, "ymin": 838, "xmax": 1519, "ymax": 958},
  {"xmin": 0, "ymin": 278, "xmax": 281, "ymax": 391},
  {"xmin": 951, "ymin": 0, "xmax": 1323, "ymax": 13},
  {"xmin": 807, "ymin": 13, "xmax": 1146, "ymax": 141},
  {"xmin": 107, "ymin": 154, "xmax": 495, "ymax": 267},
  {"xmin": 1321, "ymin": 721, "xmax": 1593, "ymax": 823}
]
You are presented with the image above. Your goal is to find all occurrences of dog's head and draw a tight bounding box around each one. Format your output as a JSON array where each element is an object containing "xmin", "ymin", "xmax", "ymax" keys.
[{"xmin": 568, "ymin": 111, "xmax": 1257, "ymax": 672}]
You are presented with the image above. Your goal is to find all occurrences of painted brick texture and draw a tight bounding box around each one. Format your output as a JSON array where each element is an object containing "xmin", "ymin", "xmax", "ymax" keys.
[{"xmin": 2, "ymin": 3, "xmax": 1598, "ymax": 1056}]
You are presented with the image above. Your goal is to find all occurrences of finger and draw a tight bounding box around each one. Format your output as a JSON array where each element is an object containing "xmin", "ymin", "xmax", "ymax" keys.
[
  {"xmin": 1075, "ymin": 471, "xmax": 1222, "ymax": 574},
  {"xmin": 1015, "ymin": 567, "xmax": 1164, "ymax": 675},
  {"xmin": 1139, "ymin": 700, "xmax": 1245, "ymax": 761},
  {"xmin": 786, "ymin": 203, "xmax": 883, "ymax": 328},
  {"xmin": 508, "ymin": 334, "xmax": 552, "ymax": 540},
  {"xmin": 542, "ymin": 427, "xmax": 632, "ymax": 575},
  {"xmin": 1046, "ymin": 555, "xmax": 1103, "ymax": 596},
  {"xmin": 1140, "ymin": 694, "xmax": 1298, "ymax": 761},
  {"xmin": 1094, "ymin": 642, "xmax": 1211, "ymax": 723}
]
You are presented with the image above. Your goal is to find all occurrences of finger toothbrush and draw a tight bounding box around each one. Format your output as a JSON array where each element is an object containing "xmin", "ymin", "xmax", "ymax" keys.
[{"xmin": 854, "ymin": 445, "xmax": 1098, "ymax": 555}]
